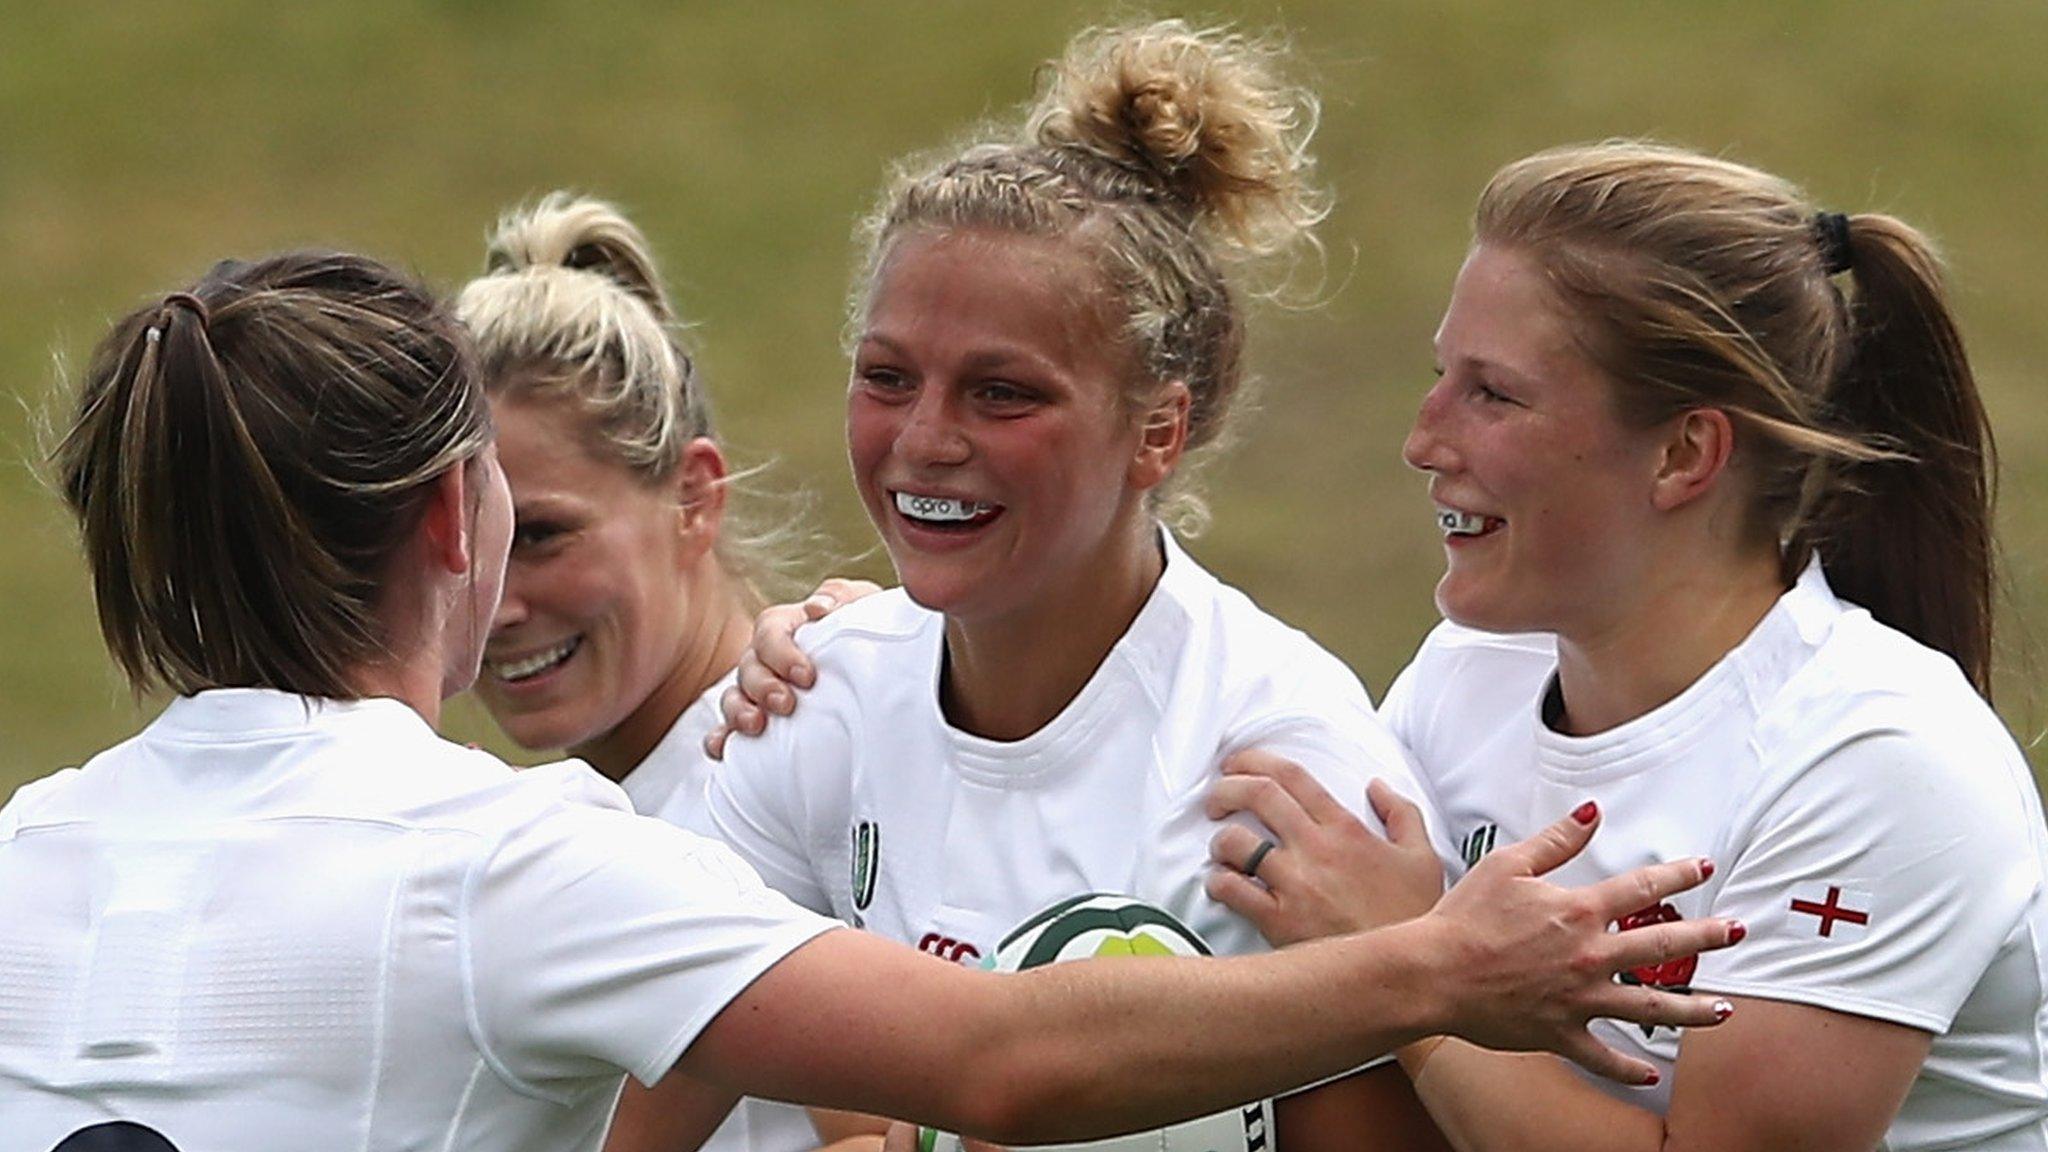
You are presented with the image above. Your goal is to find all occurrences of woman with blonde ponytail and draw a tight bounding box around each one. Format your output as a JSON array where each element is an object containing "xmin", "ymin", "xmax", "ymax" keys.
[
  {"xmin": 455, "ymin": 195, "xmax": 871, "ymax": 1152},
  {"xmin": 1200, "ymin": 142, "xmax": 2048, "ymax": 1150},
  {"xmin": 680, "ymin": 21, "xmax": 1455, "ymax": 1150},
  {"xmin": 457, "ymin": 193, "xmax": 798, "ymax": 793}
]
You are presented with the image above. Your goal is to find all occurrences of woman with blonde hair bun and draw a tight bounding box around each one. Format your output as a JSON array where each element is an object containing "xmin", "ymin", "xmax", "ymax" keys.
[{"xmin": 682, "ymin": 20, "xmax": 1456, "ymax": 1149}]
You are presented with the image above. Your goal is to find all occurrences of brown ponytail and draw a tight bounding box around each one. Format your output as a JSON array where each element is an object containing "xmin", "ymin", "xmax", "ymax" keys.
[
  {"xmin": 1798, "ymin": 217, "xmax": 1997, "ymax": 695},
  {"xmin": 54, "ymin": 252, "xmax": 490, "ymax": 698}
]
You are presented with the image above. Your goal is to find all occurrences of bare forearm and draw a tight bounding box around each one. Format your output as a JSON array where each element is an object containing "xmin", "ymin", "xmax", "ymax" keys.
[
  {"xmin": 686, "ymin": 814, "xmax": 1739, "ymax": 1143},
  {"xmin": 950, "ymin": 923, "xmax": 1445, "ymax": 1140},
  {"xmin": 1408, "ymin": 1040, "xmax": 1663, "ymax": 1152},
  {"xmin": 688, "ymin": 924, "xmax": 1444, "ymax": 1144}
]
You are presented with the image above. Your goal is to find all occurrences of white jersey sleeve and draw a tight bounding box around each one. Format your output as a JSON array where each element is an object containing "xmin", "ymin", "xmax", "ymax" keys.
[
  {"xmin": 465, "ymin": 764, "xmax": 837, "ymax": 1096},
  {"xmin": 692, "ymin": 703, "xmax": 838, "ymax": 917},
  {"xmin": 1695, "ymin": 730, "xmax": 2039, "ymax": 1032}
]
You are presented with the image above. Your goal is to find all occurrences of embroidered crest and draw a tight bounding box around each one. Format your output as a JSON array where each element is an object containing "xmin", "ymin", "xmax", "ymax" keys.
[
  {"xmin": 851, "ymin": 819, "xmax": 880, "ymax": 913},
  {"xmin": 1459, "ymin": 822, "xmax": 1499, "ymax": 871}
]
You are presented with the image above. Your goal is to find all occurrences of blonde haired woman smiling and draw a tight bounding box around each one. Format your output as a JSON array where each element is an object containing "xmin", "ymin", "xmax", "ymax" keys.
[{"xmin": 457, "ymin": 194, "xmax": 874, "ymax": 1150}]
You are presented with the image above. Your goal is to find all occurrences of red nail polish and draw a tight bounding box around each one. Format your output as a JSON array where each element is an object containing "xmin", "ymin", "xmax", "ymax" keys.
[
  {"xmin": 1641, "ymin": 1068, "xmax": 1660, "ymax": 1087},
  {"xmin": 1572, "ymin": 801, "xmax": 1598, "ymax": 825},
  {"xmin": 1728, "ymin": 921, "xmax": 1747, "ymax": 944},
  {"xmin": 1713, "ymin": 999, "xmax": 1735, "ymax": 1021},
  {"xmin": 1700, "ymin": 858, "xmax": 1715, "ymax": 880}
]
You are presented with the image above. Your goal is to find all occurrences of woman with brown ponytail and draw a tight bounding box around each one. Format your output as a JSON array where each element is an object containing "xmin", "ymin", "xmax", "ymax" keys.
[
  {"xmin": 1202, "ymin": 142, "xmax": 2048, "ymax": 1149},
  {"xmin": 679, "ymin": 20, "xmax": 1462, "ymax": 1150}
]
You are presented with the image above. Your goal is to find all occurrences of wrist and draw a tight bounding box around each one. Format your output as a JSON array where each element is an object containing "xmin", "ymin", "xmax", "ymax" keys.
[{"xmin": 1342, "ymin": 918, "xmax": 1452, "ymax": 1045}]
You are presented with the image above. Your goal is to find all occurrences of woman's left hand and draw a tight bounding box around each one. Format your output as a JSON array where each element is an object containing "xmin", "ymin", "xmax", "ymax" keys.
[{"xmin": 1205, "ymin": 751, "xmax": 1446, "ymax": 946}]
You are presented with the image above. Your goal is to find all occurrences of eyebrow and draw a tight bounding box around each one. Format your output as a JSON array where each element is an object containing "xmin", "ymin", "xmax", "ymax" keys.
[
  {"xmin": 511, "ymin": 492, "xmax": 587, "ymax": 520},
  {"xmin": 857, "ymin": 331, "xmax": 1068, "ymax": 379},
  {"xmin": 1435, "ymin": 346, "xmax": 1540, "ymax": 386}
]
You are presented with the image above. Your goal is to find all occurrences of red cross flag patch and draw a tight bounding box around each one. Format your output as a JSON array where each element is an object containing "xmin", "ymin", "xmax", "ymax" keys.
[{"xmin": 1786, "ymin": 883, "xmax": 1873, "ymax": 940}]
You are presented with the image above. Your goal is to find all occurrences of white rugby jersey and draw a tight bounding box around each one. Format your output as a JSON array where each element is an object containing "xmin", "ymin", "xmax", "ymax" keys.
[
  {"xmin": 619, "ymin": 678, "xmax": 725, "ymax": 822},
  {"xmin": 695, "ymin": 532, "xmax": 1442, "ymax": 976},
  {"xmin": 0, "ymin": 689, "xmax": 836, "ymax": 1152},
  {"xmin": 1383, "ymin": 563, "xmax": 2048, "ymax": 1150},
  {"xmin": 620, "ymin": 678, "xmax": 825, "ymax": 1152}
]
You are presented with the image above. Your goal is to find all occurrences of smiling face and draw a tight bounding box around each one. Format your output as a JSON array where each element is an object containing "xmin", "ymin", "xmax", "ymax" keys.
[
  {"xmin": 476, "ymin": 390, "xmax": 706, "ymax": 752},
  {"xmin": 1404, "ymin": 244, "xmax": 1670, "ymax": 637},
  {"xmin": 847, "ymin": 229, "xmax": 1169, "ymax": 628}
]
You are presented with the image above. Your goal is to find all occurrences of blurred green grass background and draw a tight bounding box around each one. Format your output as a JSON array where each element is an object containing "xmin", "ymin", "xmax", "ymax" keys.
[{"xmin": 3, "ymin": 1, "xmax": 2041, "ymax": 786}]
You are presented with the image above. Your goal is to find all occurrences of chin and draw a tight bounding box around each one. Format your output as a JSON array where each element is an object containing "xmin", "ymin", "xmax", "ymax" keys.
[
  {"xmin": 897, "ymin": 578, "xmax": 965, "ymax": 616},
  {"xmin": 1434, "ymin": 578, "xmax": 1529, "ymax": 635},
  {"xmin": 890, "ymin": 561, "xmax": 973, "ymax": 615},
  {"xmin": 479, "ymin": 699, "xmax": 579, "ymax": 753}
]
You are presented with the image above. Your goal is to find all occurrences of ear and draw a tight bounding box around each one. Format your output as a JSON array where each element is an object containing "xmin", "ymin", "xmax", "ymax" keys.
[
  {"xmin": 1650, "ymin": 407, "xmax": 1736, "ymax": 512},
  {"xmin": 671, "ymin": 437, "xmax": 730, "ymax": 563},
  {"xmin": 420, "ymin": 462, "xmax": 475, "ymax": 576},
  {"xmin": 1129, "ymin": 381, "xmax": 1191, "ymax": 492}
]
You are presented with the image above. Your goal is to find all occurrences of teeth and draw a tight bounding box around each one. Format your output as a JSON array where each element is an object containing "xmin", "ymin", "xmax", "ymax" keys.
[
  {"xmin": 895, "ymin": 491, "xmax": 996, "ymax": 523},
  {"xmin": 1437, "ymin": 508, "xmax": 1493, "ymax": 536},
  {"xmin": 493, "ymin": 638, "xmax": 578, "ymax": 682}
]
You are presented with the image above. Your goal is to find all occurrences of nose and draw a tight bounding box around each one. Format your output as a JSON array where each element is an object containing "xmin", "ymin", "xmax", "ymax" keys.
[
  {"xmin": 894, "ymin": 387, "xmax": 971, "ymax": 467},
  {"xmin": 1401, "ymin": 377, "xmax": 1459, "ymax": 474},
  {"xmin": 492, "ymin": 564, "xmax": 531, "ymax": 635}
]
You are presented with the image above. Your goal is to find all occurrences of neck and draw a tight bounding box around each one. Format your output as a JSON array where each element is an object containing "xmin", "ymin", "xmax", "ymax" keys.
[
  {"xmin": 349, "ymin": 656, "xmax": 448, "ymax": 729},
  {"xmin": 1552, "ymin": 550, "xmax": 1786, "ymax": 736},
  {"xmin": 575, "ymin": 568, "xmax": 755, "ymax": 782},
  {"xmin": 941, "ymin": 523, "xmax": 1165, "ymax": 741}
]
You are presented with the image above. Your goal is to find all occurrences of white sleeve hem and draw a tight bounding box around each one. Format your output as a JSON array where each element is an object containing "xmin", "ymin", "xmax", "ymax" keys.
[
  {"xmin": 628, "ymin": 919, "xmax": 844, "ymax": 1089},
  {"xmin": 1685, "ymin": 978, "xmax": 1948, "ymax": 1035}
]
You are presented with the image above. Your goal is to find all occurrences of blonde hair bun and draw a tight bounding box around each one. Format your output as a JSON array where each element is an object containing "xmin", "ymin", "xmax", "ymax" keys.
[{"xmin": 1027, "ymin": 20, "xmax": 1328, "ymax": 259}]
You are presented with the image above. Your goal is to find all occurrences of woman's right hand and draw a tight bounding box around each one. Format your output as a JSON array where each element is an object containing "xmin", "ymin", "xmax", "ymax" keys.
[
  {"xmin": 704, "ymin": 577, "xmax": 882, "ymax": 759},
  {"xmin": 1206, "ymin": 752, "xmax": 1446, "ymax": 946}
]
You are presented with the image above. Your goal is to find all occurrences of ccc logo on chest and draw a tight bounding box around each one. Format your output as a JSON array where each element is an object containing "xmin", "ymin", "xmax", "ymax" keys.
[{"xmin": 917, "ymin": 932, "xmax": 983, "ymax": 965}]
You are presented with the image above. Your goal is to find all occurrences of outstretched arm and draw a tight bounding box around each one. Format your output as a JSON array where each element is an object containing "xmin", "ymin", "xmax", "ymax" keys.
[{"xmin": 674, "ymin": 803, "xmax": 1738, "ymax": 1145}]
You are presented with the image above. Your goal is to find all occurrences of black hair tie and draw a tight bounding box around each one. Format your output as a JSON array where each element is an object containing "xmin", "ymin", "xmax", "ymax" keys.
[{"xmin": 1812, "ymin": 211, "xmax": 1853, "ymax": 276}]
